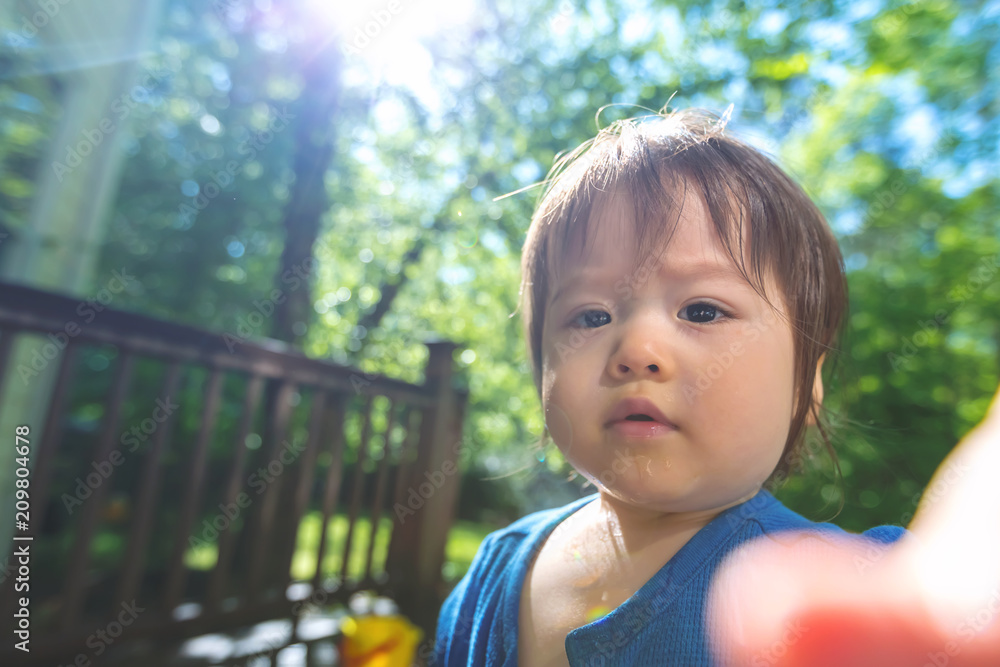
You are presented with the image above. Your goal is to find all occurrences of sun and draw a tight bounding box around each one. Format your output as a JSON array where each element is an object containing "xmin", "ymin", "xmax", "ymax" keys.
[
  {"xmin": 316, "ymin": 0, "xmax": 475, "ymax": 66},
  {"xmin": 306, "ymin": 0, "xmax": 475, "ymax": 112}
]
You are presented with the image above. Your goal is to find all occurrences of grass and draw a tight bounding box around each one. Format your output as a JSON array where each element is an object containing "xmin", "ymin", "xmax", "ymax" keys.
[
  {"xmin": 442, "ymin": 519, "xmax": 495, "ymax": 582},
  {"xmin": 183, "ymin": 511, "xmax": 495, "ymax": 583},
  {"xmin": 290, "ymin": 511, "xmax": 393, "ymax": 580}
]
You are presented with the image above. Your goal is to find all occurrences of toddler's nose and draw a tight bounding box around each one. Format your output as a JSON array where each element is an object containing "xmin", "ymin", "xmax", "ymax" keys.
[
  {"xmin": 613, "ymin": 359, "xmax": 662, "ymax": 377},
  {"xmin": 607, "ymin": 327, "xmax": 672, "ymax": 380},
  {"xmin": 603, "ymin": 300, "xmax": 678, "ymax": 381}
]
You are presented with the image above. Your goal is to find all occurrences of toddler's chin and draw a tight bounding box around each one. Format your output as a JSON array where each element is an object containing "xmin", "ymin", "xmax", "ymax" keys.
[{"xmin": 590, "ymin": 478, "xmax": 729, "ymax": 516}]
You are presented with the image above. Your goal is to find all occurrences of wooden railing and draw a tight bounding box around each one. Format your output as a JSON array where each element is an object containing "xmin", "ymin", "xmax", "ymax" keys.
[{"xmin": 0, "ymin": 282, "xmax": 466, "ymax": 665}]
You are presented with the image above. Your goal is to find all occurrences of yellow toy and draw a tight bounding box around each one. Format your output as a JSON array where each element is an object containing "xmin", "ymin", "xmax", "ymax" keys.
[{"xmin": 339, "ymin": 614, "xmax": 423, "ymax": 667}]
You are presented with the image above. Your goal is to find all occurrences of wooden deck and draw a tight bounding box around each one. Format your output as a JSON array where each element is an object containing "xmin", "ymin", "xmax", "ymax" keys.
[{"xmin": 0, "ymin": 282, "xmax": 465, "ymax": 665}]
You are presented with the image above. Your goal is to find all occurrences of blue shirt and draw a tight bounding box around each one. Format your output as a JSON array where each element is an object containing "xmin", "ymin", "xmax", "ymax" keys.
[{"xmin": 434, "ymin": 489, "xmax": 906, "ymax": 666}]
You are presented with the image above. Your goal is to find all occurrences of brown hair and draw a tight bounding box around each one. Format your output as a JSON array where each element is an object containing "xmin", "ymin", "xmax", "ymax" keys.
[{"xmin": 519, "ymin": 107, "xmax": 846, "ymax": 483}]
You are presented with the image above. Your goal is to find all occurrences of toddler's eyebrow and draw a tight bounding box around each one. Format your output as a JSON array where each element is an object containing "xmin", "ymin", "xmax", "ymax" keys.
[
  {"xmin": 549, "ymin": 260, "xmax": 746, "ymax": 306},
  {"xmin": 663, "ymin": 259, "xmax": 745, "ymax": 282}
]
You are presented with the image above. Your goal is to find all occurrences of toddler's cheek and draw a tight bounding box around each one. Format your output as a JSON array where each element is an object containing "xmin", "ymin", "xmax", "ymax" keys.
[{"xmin": 542, "ymin": 399, "xmax": 581, "ymax": 459}]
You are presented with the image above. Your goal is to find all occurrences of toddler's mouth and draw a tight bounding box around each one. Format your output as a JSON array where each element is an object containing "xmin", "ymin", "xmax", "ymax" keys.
[
  {"xmin": 607, "ymin": 397, "xmax": 677, "ymax": 429},
  {"xmin": 606, "ymin": 398, "xmax": 678, "ymax": 440}
]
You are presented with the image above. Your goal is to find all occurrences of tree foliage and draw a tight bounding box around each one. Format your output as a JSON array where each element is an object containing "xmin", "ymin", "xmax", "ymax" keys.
[{"xmin": 2, "ymin": 0, "xmax": 998, "ymax": 531}]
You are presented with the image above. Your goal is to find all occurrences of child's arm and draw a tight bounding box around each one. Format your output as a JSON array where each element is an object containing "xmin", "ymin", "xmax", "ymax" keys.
[{"xmin": 709, "ymin": 383, "xmax": 1000, "ymax": 667}]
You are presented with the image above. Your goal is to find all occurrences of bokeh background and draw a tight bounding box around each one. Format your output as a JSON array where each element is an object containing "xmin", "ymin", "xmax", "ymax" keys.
[{"xmin": 1, "ymin": 0, "xmax": 999, "ymax": 659}]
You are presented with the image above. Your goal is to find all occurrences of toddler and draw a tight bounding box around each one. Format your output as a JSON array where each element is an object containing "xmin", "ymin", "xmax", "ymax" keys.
[{"xmin": 432, "ymin": 108, "xmax": 988, "ymax": 666}]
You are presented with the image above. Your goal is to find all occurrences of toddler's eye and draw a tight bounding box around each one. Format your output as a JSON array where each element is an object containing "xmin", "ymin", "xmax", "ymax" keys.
[
  {"xmin": 570, "ymin": 309, "xmax": 611, "ymax": 329},
  {"xmin": 680, "ymin": 302, "xmax": 730, "ymax": 324}
]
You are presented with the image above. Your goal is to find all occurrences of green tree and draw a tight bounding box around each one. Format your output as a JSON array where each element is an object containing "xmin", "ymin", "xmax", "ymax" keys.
[{"xmin": 8, "ymin": 0, "xmax": 994, "ymax": 531}]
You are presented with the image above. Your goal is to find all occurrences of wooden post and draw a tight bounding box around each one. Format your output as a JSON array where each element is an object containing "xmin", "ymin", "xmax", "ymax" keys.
[
  {"xmin": 0, "ymin": 0, "xmax": 164, "ymax": 556},
  {"xmin": 387, "ymin": 341, "xmax": 465, "ymax": 631}
]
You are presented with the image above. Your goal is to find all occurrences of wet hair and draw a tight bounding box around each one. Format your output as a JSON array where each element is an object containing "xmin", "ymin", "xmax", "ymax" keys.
[{"xmin": 519, "ymin": 107, "xmax": 847, "ymax": 483}]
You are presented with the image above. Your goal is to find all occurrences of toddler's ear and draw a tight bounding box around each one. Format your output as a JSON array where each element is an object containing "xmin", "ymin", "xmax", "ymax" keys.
[{"xmin": 805, "ymin": 354, "xmax": 825, "ymax": 427}]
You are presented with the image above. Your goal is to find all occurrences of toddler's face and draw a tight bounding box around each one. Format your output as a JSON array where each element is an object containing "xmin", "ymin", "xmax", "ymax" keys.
[{"xmin": 539, "ymin": 189, "xmax": 797, "ymax": 514}]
